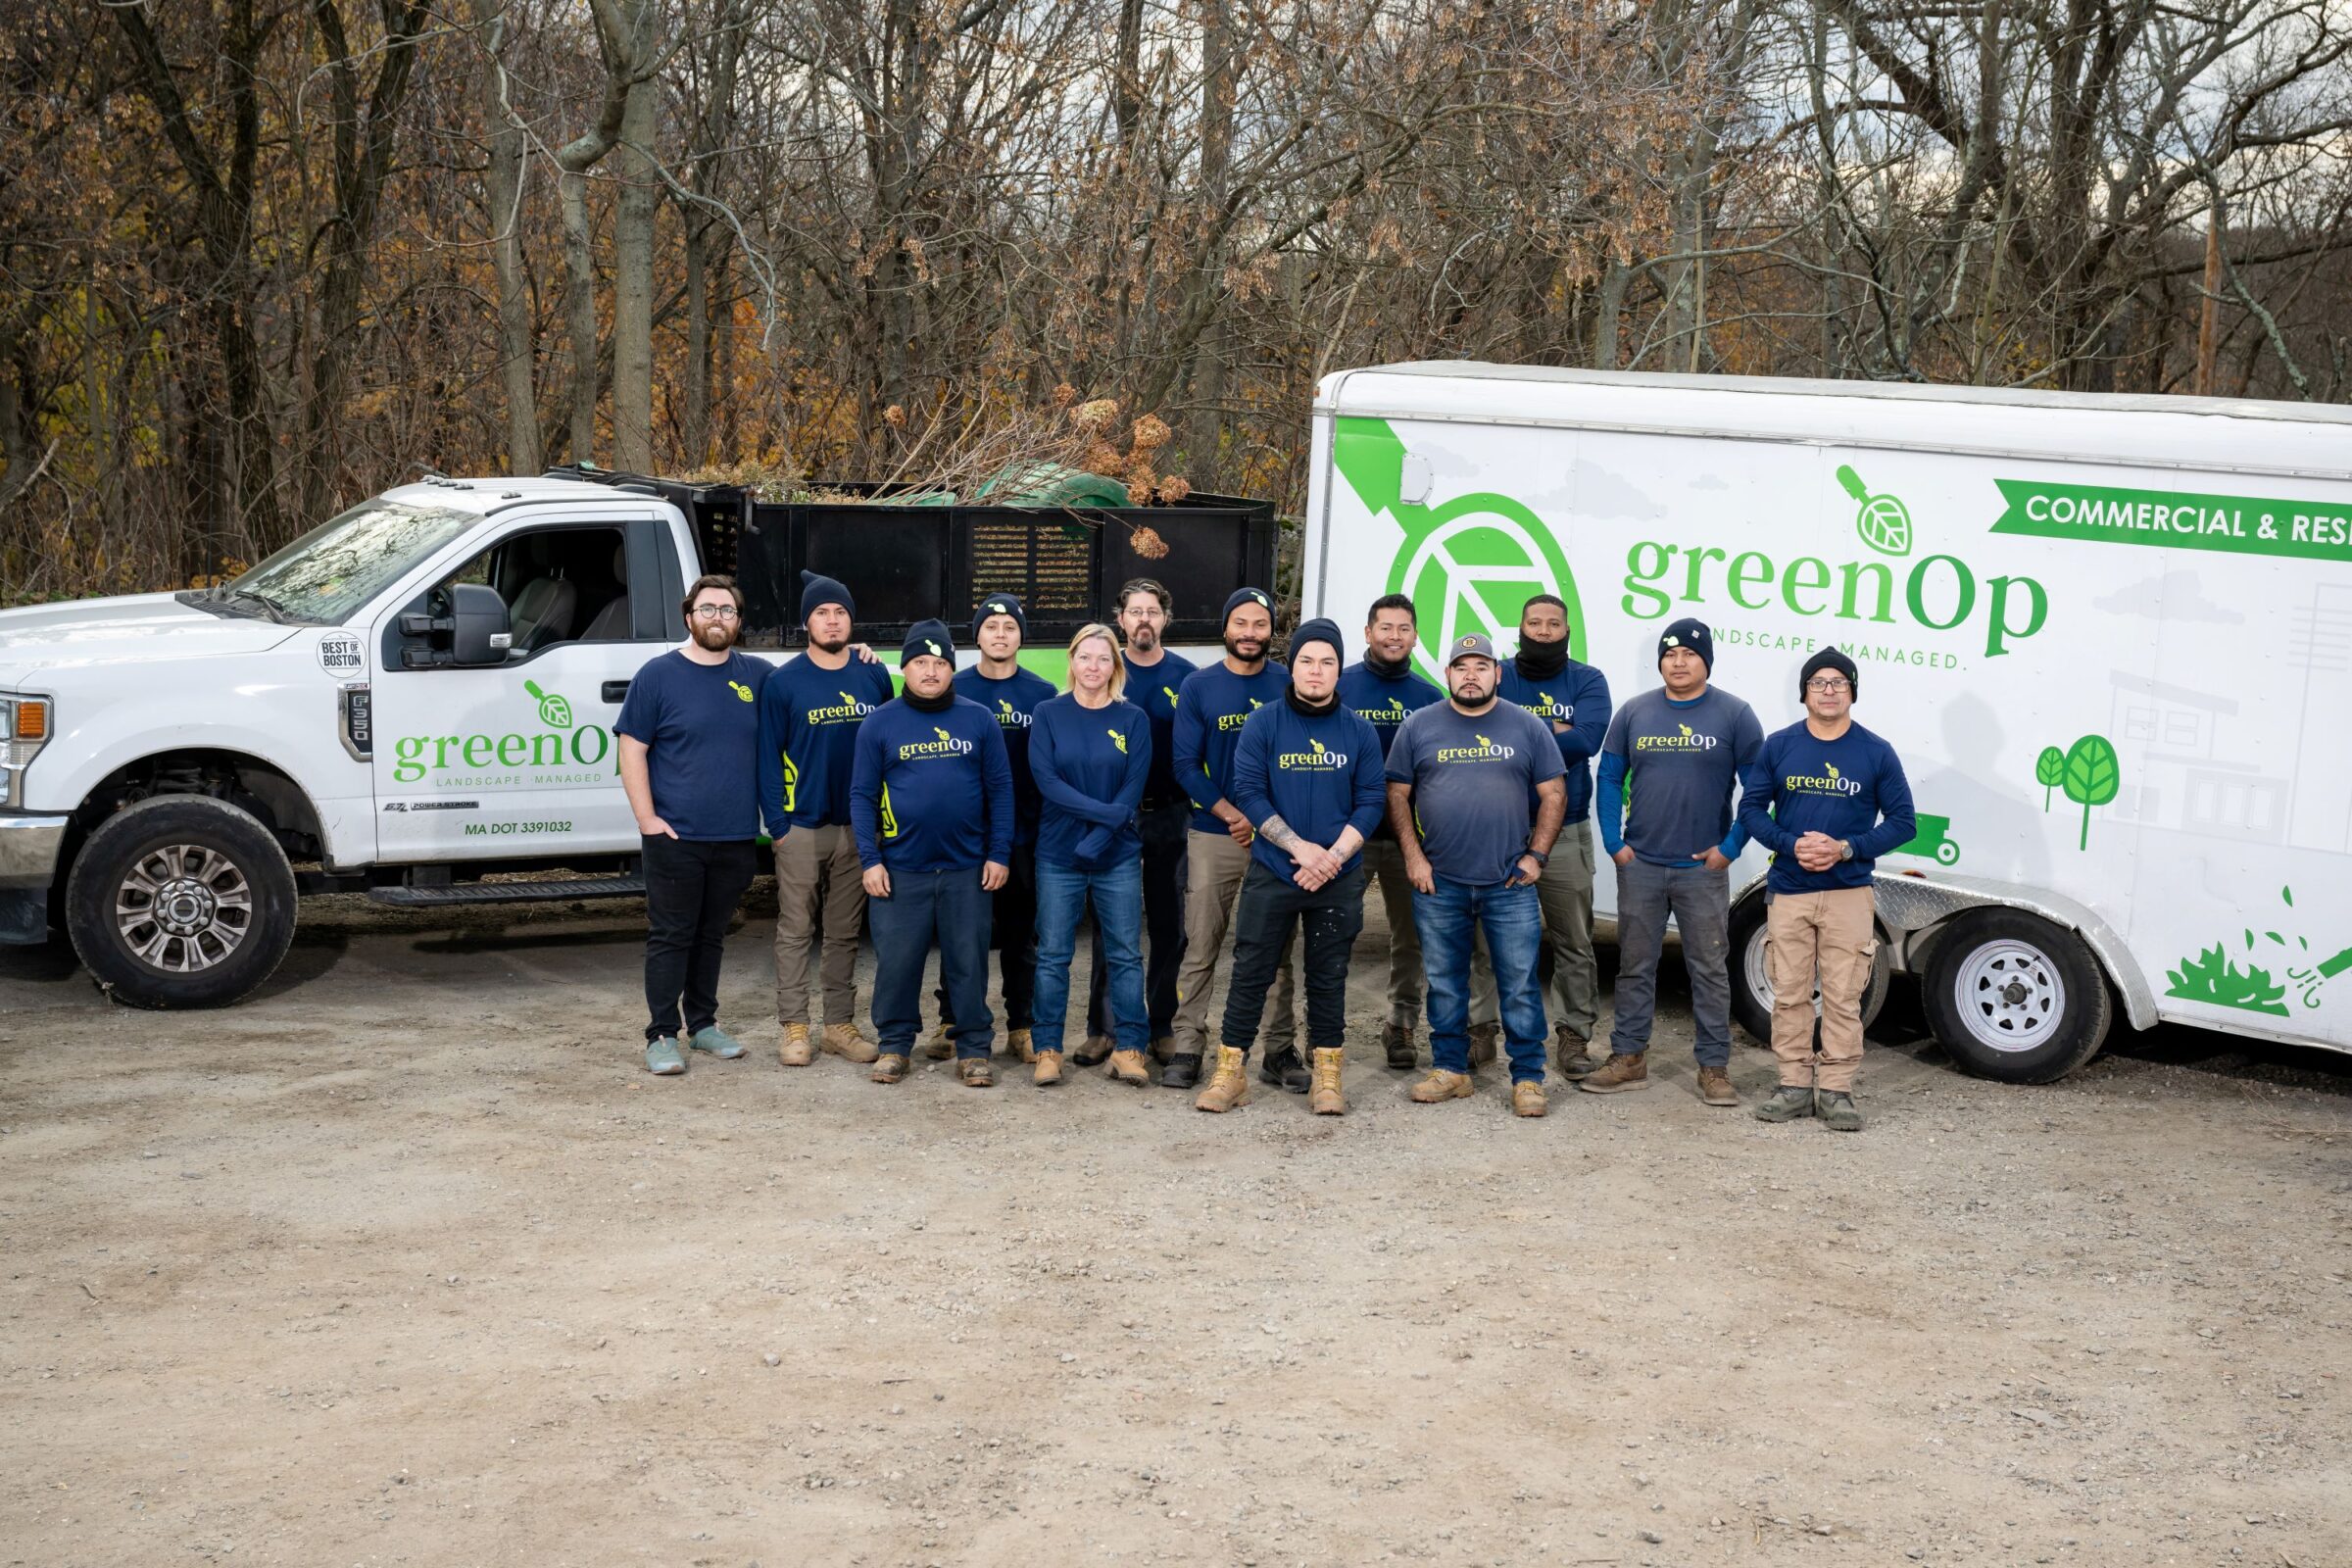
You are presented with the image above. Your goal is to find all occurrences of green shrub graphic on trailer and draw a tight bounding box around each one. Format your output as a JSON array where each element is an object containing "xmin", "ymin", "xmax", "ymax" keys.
[{"xmin": 1305, "ymin": 364, "xmax": 2352, "ymax": 1067}]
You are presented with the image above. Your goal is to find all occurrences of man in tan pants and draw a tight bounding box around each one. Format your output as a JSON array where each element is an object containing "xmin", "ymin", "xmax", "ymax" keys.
[{"xmin": 1734, "ymin": 646, "xmax": 1915, "ymax": 1131}]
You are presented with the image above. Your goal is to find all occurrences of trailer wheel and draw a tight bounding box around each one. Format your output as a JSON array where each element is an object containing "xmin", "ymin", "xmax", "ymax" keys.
[
  {"xmin": 65, "ymin": 796, "xmax": 298, "ymax": 1009},
  {"xmin": 1729, "ymin": 893, "xmax": 1890, "ymax": 1048},
  {"xmin": 1920, "ymin": 907, "xmax": 2110, "ymax": 1083}
]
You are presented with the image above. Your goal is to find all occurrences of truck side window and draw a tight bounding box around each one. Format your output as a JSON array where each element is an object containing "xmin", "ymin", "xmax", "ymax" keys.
[{"xmin": 439, "ymin": 525, "xmax": 629, "ymax": 655}]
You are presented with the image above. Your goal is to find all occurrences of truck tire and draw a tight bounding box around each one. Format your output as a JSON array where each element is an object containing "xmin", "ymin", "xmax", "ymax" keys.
[
  {"xmin": 65, "ymin": 796, "xmax": 298, "ymax": 1009},
  {"xmin": 1920, "ymin": 907, "xmax": 2110, "ymax": 1083},
  {"xmin": 1729, "ymin": 892, "xmax": 1890, "ymax": 1048}
]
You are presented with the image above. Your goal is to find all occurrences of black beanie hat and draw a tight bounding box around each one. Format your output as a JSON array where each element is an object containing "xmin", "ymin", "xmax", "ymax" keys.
[
  {"xmin": 1289, "ymin": 617, "xmax": 1344, "ymax": 665},
  {"xmin": 972, "ymin": 592, "xmax": 1027, "ymax": 642},
  {"xmin": 800, "ymin": 569, "xmax": 854, "ymax": 625},
  {"xmin": 1222, "ymin": 586, "xmax": 1274, "ymax": 627},
  {"xmin": 1658, "ymin": 616, "xmax": 1714, "ymax": 673},
  {"xmin": 1800, "ymin": 645, "xmax": 1859, "ymax": 701},
  {"xmin": 901, "ymin": 618, "xmax": 955, "ymax": 666}
]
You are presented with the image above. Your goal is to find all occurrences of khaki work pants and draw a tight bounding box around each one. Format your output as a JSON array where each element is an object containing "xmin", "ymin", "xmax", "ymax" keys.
[
  {"xmin": 1765, "ymin": 886, "xmax": 1876, "ymax": 1092},
  {"xmin": 1357, "ymin": 837, "xmax": 1424, "ymax": 1028},
  {"xmin": 772, "ymin": 822, "xmax": 867, "ymax": 1026},
  {"xmin": 1171, "ymin": 829, "xmax": 1296, "ymax": 1055}
]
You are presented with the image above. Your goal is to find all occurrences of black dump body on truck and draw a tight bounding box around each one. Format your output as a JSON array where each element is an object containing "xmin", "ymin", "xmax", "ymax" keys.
[{"xmin": 547, "ymin": 466, "xmax": 1278, "ymax": 648}]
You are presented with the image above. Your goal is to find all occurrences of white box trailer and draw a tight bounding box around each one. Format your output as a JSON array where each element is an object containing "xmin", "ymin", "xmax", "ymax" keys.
[{"xmin": 1301, "ymin": 362, "xmax": 2352, "ymax": 1082}]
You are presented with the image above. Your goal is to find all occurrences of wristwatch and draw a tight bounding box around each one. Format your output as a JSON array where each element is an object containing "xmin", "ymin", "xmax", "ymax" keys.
[
  {"xmin": 1837, "ymin": 840, "xmax": 1854, "ymax": 862},
  {"xmin": 1523, "ymin": 847, "xmax": 1549, "ymax": 867}
]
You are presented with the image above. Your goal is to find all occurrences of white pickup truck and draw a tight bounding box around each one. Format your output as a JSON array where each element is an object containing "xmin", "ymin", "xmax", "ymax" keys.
[{"xmin": 0, "ymin": 467, "xmax": 1272, "ymax": 1007}]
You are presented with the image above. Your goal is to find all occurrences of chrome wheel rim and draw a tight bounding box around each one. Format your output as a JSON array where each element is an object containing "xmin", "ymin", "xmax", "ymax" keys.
[{"xmin": 116, "ymin": 843, "xmax": 253, "ymax": 972}]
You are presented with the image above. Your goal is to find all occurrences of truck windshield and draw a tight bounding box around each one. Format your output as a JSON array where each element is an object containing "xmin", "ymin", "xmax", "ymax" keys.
[{"xmin": 220, "ymin": 500, "xmax": 476, "ymax": 625}]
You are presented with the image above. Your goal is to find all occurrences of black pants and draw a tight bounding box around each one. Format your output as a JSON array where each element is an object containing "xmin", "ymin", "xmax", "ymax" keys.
[
  {"xmin": 936, "ymin": 842, "xmax": 1037, "ymax": 1032},
  {"xmin": 642, "ymin": 834, "xmax": 757, "ymax": 1042},
  {"xmin": 1220, "ymin": 859, "xmax": 1365, "ymax": 1054},
  {"xmin": 1087, "ymin": 800, "xmax": 1189, "ymax": 1040}
]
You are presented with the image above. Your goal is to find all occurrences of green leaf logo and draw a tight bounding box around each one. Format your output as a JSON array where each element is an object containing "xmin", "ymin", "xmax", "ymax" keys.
[
  {"xmin": 523, "ymin": 679, "xmax": 573, "ymax": 729},
  {"xmin": 2034, "ymin": 746, "xmax": 2066, "ymax": 810},
  {"xmin": 2060, "ymin": 733, "xmax": 2120, "ymax": 850},
  {"xmin": 1838, "ymin": 464, "xmax": 1913, "ymax": 557},
  {"xmin": 1334, "ymin": 416, "xmax": 1585, "ymax": 685}
]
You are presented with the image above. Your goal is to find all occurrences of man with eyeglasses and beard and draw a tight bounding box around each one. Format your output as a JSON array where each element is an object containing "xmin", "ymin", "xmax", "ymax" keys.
[{"xmin": 617, "ymin": 574, "xmax": 772, "ymax": 1077}]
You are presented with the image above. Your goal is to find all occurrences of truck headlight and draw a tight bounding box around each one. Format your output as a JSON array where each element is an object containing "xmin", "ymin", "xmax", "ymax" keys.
[{"xmin": 0, "ymin": 696, "xmax": 51, "ymax": 808}]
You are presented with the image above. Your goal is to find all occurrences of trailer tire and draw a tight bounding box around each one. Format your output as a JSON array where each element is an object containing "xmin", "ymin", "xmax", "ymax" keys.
[
  {"xmin": 1729, "ymin": 892, "xmax": 1890, "ymax": 1048},
  {"xmin": 1920, "ymin": 907, "xmax": 2110, "ymax": 1083},
  {"xmin": 65, "ymin": 796, "xmax": 298, "ymax": 1009}
]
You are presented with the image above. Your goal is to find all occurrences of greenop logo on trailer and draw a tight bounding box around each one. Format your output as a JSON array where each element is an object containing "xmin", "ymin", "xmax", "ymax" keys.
[{"xmin": 1333, "ymin": 417, "xmax": 1585, "ymax": 684}]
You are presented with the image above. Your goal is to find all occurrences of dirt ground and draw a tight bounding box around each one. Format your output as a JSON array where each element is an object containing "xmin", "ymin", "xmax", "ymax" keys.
[{"xmin": 2, "ymin": 883, "xmax": 2347, "ymax": 1568}]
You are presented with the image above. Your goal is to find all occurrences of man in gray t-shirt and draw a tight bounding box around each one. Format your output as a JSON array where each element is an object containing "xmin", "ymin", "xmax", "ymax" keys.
[{"xmin": 1385, "ymin": 633, "xmax": 1567, "ymax": 1116}]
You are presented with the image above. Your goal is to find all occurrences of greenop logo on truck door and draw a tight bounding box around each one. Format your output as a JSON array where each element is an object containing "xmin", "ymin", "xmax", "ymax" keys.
[
  {"xmin": 1333, "ymin": 417, "xmax": 1586, "ymax": 684},
  {"xmin": 392, "ymin": 680, "xmax": 612, "ymax": 785}
]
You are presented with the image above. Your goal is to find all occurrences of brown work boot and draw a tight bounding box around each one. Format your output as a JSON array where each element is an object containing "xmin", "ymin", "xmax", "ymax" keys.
[
  {"xmin": 778, "ymin": 1021, "xmax": 815, "ymax": 1067},
  {"xmin": 1512, "ymin": 1080, "xmax": 1548, "ymax": 1118},
  {"xmin": 1105, "ymin": 1049, "xmax": 1152, "ymax": 1086},
  {"xmin": 1194, "ymin": 1046, "xmax": 1250, "ymax": 1113},
  {"xmin": 1032, "ymin": 1050, "xmax": 1063, "ymax": 1088},
  {"xmin": 823, "ymin": 1023, "xmax": 880, "ymax": 1064},
  {"xmin": 1579, "ymin": 1051, "xmax": 1649, "ymax": 1094},
  {"xmin": 870, "ymin": 1053, "xmax": 908, "ymax": 1085},
  {"xmin": 1071, "ymin": 1034, "xmax": 1114, "ymax": 1067},
  {"xmin": 1307, "ymin": 1048, "xmax": 1347, "ymax": 1115},
  {"xmin": 1553, "ymin": 1028, "xmax": 1602, "ymax": 1079},
  {"xmin": 1696, "ymin": 1065, "xmax": 1739, "ymax": 1107},
  {"xmin": 1381, "ymin": 1020, "xmax": 1417, "ymax": 1070},
  {"xmin": 922, "ymin": 1021, "xmax": 954, "ymax": 1060},
  {"xmin": 1467, "ymin": 1023, "xmax": 1499, "ymax": 1068},
  {"xmin": 958, "ymin": 1057, "xmax": 995, "ymax": 1088},
  {"xmin": 1409, "ymin": 1067, "xmax": 1475, "ymax": 1103},
  {"xmin": 1004, "ymin": 1028, "xmax": 1036, "ymax": 1063}
]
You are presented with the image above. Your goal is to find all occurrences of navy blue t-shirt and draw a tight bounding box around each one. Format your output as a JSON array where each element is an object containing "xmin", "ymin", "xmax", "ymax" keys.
[
  {"xmin": 1339, "ymin": 660, "xmax": 1445, "ymax": 841},
  {"xmin": 757, "ymin": 653, "xmax": 897, "ymax": 835},
  {"xmin": 1386, "ymin": 700, "xmax": 1565, "ymax": 887},
  {"xmin": 849, "ymin": 697, "xmax": 1015, "ymax": 872},
  {"xmin": 955, "ymin": 663, "xmax": 1057, "ymax": 844},
  {"xmin": 614, "ymin": 649, "xmax": 769, "ymax": 841},
  {"xmin": 1495, "ymin": 658, "xmax": 1612, "ymax": 823},
  {"xmin": 1122, "ymin": 649, "xmax": 1198, "ymax": 805},
  {"xmin": 1738, "ymin": 720, "xmax": 1918, "ymax": 893}
]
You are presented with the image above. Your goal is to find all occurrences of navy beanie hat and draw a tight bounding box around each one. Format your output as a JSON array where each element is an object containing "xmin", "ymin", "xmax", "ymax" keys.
[
  {"xmin": 902, "ymin": 618, "xmax": 956, "ymax": 666},
  {"xmin": 1222, "ymin": 586, "xmax": 1274, "ymax": 627},
  {"xmin": 1289, "ymin": 617, "xmax": 1344, "ymax": 664},
  {"xmin": 972, "ymin": 592, "xmax": 1027, "ymax": 642},
  {"xmin": 1658, "ymin": 616, "xmax": 1714, "ymax": 673},
  {"xmin": 1800, "ymin": 645, "xmax": 1858, "ymax": 701},
  {"xmin": 800, "ymin": 569, "xmax": 855, "ymax": 625}
]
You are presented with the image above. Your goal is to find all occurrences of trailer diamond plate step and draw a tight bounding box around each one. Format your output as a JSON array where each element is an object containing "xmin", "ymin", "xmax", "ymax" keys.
[{"xmin": 367, "ymin": 876, "xmax": 646, "ymax": 908}]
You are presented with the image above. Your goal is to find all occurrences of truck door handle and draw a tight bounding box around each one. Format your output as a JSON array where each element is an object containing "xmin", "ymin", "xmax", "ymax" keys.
[{"xmin": 601, "ymin": 680, "xmax": 631, "ymax": 704}]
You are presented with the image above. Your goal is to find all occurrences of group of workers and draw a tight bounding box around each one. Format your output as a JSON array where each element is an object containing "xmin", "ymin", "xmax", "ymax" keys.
[{"xmin": 612, "ymin": 566, "xmax": 1916, "ymax": 1129}]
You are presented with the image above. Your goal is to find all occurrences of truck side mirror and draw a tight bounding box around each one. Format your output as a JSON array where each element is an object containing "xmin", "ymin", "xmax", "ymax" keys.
[{"xmin": 448, "ymin": 583, "xmax": 513, "ymax": 667}]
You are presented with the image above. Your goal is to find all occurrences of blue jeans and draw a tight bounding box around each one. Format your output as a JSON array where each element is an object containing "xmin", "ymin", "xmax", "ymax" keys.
[
  {"xmin": 867, "ymin": 866, "xmax": 994, "ymax": 1058},
  {"xmin": 1414, "ymin": 876, "xmax": 1547, "ymax": 1083},
  {"xmin": 1033, "ymin": 857, "xmax": 1147, "ymax": 1056}
]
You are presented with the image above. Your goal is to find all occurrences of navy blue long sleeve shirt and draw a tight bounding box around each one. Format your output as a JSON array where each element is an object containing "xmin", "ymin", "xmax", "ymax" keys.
[
  {"xmin": 1120, "ymin": 649, "xmax": 1198, "ymax": 806},
  {"xmin": 954, "ymin": 662, "xmax": 1057, "ymax": 845},
  {"xmin": 1229, "ymin": 699, "xmax": 1387, "ymax": 881},
  {"xmin": 1030, "ymin": 694, "xmax": 1152, "ymax": 871},
  {"xmin": 1738, "ymin": 719, "xmax": 1918, "ymax": 893},
  {"xmin": 757, "ymin": 654, "xmax": 897, "ymax": 837},
  {"xmin": 1496, "ymin": 658, "xmax": 1611, "ymax": 823},
  {"xmin": 1171, "ymin": 660, "xmax": 1289, "ymax": 835},
  {"xmin": 849, "ymin": 697, "xmax": 1013, "ymax": 872}
]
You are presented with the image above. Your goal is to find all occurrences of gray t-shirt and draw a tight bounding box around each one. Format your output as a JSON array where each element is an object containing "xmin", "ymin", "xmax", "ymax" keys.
[
  {"xmin": 1386, "ymin": 700, "xmax": 1566, "ymax": 887},
  {"xmin": 1600, "ymin": 686, "xmax": 1764, "ymax": 860}
]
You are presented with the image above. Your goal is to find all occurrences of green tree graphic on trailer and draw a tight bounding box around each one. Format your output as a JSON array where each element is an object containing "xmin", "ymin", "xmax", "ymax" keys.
[
  {"xmin": 2034, "ymin": 746, "xmax": 2066, "ymax": 809},
  {"xmin": 2035, "ymin": 733, "xmax": 2119, "ymax": 850}
]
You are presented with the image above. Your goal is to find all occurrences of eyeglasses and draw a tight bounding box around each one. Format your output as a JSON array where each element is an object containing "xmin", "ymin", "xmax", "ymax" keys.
[
  {"xmin": 1806, "ymin": 677, "xmax": 1850, "ymax": 693},
  {"xmin": 692, "ymin": 604, "xmax": 742, "ymax": 622}
]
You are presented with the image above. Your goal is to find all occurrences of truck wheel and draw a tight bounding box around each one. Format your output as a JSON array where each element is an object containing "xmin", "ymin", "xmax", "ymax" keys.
[
  {"xmin": 1920, "ymin": 907, "xmax": 2110, "ymax": 1083},
  {"xmin": 65, "ymin": 796, "xmax": 298, "ymax": 1009},
  {"xmin": 1729, "ymin": 894, "xmax": 1889, "ymax": 1047}
]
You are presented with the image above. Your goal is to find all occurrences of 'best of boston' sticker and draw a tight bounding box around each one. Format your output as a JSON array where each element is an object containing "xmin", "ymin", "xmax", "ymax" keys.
[{"xmin": 317, "ymin": 631, "xmax": 366, "ymax": 676}]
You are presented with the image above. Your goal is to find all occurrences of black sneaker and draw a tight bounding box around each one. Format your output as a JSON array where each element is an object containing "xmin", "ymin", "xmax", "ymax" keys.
[
  {"xmin": 1160, "ymin": 1052, "xmax": 1201, "ymax": 1090},
  {"xmin": 1260, "ymin": 1046, "xmax": 1310, "ymax": 1093}
]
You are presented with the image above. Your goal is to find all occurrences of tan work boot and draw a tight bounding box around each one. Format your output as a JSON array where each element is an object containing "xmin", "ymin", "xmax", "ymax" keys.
[
  {"xmin": 1409, "ymin": 1067, "xmax": 1474, "ymax": 1103},
  {"xmin": 870, "ymin": 1053, "xmax": 908, "ymax": 1085},
  {"xmin": 1696, "ymin": 1065, "xmax": 1739, "ymax": 1106},
  {"xmin": 1512, "ymin": 1080, "xmax": 1548, "ymax": 1118},
  {"xmin": 1005, "ymin": 1028, "xmax": 1036, "ymax": 1063},
  {"xmin": 1105, "ymin": 1049, "xmax": 1152, "ymax": 1086},
  {"xmin": 1579, "ymin": 1050, "xmax": 1649, "ymax": 1093},
  {"xmin": 778, "ymin": 1021, "xmax": 814, "ymax": 1067},
  {"xmin": 958, "ymin": 1057, "xmax": 995, "ymax": 1088},
  {"xmin": 922, "ymin": 1022, "xmax": 954, "ymax": 1060},
  {"xmin": 1032, "ymin": 1050, "xmax": 1063, "ymax": 1088},
  {"xmin": 1308, "ymin": 1048, "xmax": 1347, "ymax": 1115},
  {"xmin": 823, "ymin": 1022, "xmax": 880, "ymax": 1064},
  {"xmin": 1467, "ymin": 1023, "xmax": 1499, "ymax": 1068},
  {"xmin": 1194, "ymin": 1046, "xmax": 1250, "ymax": 1113}
]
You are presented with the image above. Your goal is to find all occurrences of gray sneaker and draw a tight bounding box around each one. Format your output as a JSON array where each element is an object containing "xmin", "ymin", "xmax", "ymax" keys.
[
  {"xmin": 1752, "ymin": 1084, "xmax": 1816, "ymax": 1122},
  {"xmin": 1816, "ymin": 1091, "xmax": 1865, "ymax": 1132},
  {"xmin": 688, "ymin": 1025, "xmax": 745, "ymax": 1059},
  {"xmin": 644, "ymin": 1035, "xmax": 687, "ymax": 1075}
]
